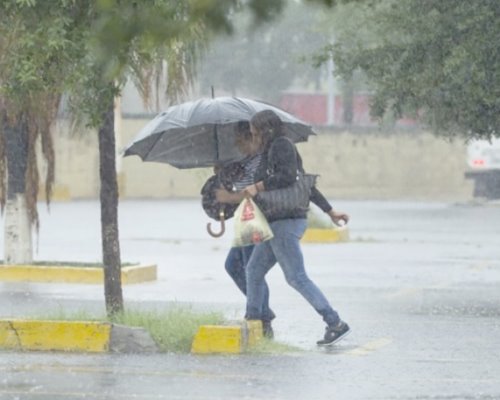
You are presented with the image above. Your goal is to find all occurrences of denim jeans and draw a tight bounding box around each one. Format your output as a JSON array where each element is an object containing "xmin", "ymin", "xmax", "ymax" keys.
[
  {"xmin": 225, "ymin": 245, "xmax": 275, "ymax": 322},
  {"xmin": 245, "ymin": 218, "xmax": 340, "ymax": 326}
]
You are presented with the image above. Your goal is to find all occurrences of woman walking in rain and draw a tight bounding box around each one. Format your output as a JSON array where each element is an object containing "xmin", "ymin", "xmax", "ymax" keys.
[
  {"xmin": 243, "ymin": 109, "xmax": 350, "ymax": 345},
  {"xmin": 213, "ymin": 118, "xmax": 347, "ymax": 341}
]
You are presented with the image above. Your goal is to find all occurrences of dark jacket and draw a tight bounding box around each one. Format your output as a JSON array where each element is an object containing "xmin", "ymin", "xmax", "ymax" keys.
[{"xmin": 254, "ymin": 136, "xmax": 332, "ymax": 221}]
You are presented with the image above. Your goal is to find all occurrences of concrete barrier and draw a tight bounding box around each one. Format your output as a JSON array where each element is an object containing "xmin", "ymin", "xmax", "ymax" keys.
[
  {"xmin": 0, "ymin": 320, "xmax": 111, "ymax": 352},
  {"xmin": 0, "ymin": 263, "xmax": 157, "ymax": 284},
  {"xmin": 191, "ymin": 320, "xmax": 263, "ymax": 354},
  {"xmin": 302, "ymin": 227, "xmax": 350, "ymax": 243},
  {"xmin": 0, "ymin": 320, "xmax": 158, "ymax": 353}
]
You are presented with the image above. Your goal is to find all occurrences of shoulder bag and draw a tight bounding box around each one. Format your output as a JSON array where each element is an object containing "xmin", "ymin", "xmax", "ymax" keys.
[{"xmin": 255, "ymin": 137, "xmax": 317, "ymax": 217}]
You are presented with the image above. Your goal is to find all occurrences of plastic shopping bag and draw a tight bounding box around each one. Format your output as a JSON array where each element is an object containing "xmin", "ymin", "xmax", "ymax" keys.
[{"xmin": 232, "ymin": 197, "xmax": 274, "ymax": 247}]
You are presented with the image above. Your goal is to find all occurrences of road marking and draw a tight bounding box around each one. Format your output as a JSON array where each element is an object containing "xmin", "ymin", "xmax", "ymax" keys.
[
  {"xmin": 346, "ymin": 337, "xmax": 392, "ymax": 356},
  {"xmin": 470, "ymin": 261, "xmax": 490, "ymax": 271},
  {"xmin": 384, "ymin": 281, "xmax": 450, "ymax": 299},
  {"xmin": 384, "ymin": 287, "xmax": 421, "ymax": 299}
]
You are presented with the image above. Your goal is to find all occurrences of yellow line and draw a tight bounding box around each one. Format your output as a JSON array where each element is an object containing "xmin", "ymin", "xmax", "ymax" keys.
[{"xmin": 346, "ymin": 337, "xmax": 392, "ymax": 356}]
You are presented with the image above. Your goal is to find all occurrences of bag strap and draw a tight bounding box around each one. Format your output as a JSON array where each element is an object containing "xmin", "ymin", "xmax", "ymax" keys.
[{"xmin": 267, "ymin": 136, "xmax": 304, "ymax": 177}]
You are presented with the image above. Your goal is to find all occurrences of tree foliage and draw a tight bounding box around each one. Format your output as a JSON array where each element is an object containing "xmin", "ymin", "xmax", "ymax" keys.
[
  {"xmin": 197, "ymin": 2, "xmax": 329, "ymax": 102},
  {"xmin": 0, "ymin": 0, "xmax": 88, "ymax": 228},
  {"xmin": 321, "ymin": 0, "xmax": 500, "ymax": 139}
]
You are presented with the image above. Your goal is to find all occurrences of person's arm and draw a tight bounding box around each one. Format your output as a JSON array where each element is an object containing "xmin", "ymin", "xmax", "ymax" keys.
[
  {"xmin": 310, "ymin": 186, "xmax": 332, "ymax": 213},
  {"xmin": 311, "ymin": 186, "xmax": 350, "ymax": 226},
  {"xmin": 215, "ymin": 188, "xmax": 246, "ymax": 204}
]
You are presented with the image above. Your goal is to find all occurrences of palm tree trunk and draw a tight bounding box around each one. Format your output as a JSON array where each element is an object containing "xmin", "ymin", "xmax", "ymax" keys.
[
  {"xmin": 3, "ymin": 119, "xmax": 32, "ymax": 264},
  {"xmin": 98, "ymin": 97, "xmax": 124, "ymax": 316}
]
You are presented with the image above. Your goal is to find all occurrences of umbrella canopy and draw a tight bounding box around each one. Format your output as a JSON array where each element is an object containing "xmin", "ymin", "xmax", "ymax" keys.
[{"xmin": 123, "ymin": 96, "xmax": 315, "ymax": 169}]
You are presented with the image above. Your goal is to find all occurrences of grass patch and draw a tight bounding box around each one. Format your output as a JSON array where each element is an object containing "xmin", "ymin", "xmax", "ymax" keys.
[
  {"xmin": 44, "ymin": 309, "xmax": 104, "ymax": 321},
  {"xmin": 111, "ymin": 306, "xmax": 224, "ymax": 353},
  {"xmin": 31, "ymin": 308, "xmax": 303, "ymax": 355},
  {"xmin": 42, "ymin": 305, "xmax": 224, "ymax": 353}
]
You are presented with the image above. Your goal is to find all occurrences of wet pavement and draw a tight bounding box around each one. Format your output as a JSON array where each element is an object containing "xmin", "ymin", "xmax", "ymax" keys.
[{"xmin": 1, "ymin": 199, "xmax": 500, "ymax": 399}]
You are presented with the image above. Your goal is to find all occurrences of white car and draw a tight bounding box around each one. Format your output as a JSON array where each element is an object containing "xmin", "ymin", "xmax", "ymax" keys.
[{"xmin": 465, "ymin": 138, "xmax": 500, "ymax": 199}]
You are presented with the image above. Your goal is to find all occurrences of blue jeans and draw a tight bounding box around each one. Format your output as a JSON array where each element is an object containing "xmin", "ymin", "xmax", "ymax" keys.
[
  {"xmin": 225, "ymin": 245, "xmax": 275, "ymax": 322},
  {"xmin": 245, "ymin": 218, "xmax": 340, "ymax": 326}
]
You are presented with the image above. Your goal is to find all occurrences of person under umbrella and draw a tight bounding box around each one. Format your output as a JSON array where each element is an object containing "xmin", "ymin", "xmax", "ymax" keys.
[
  {"xmin": 242, "ymin": 109, "xmax": 350, "ymax": 346},
  {"xmin": 213, "ymin": 117, "xmax": 349, "ymax": 342}
]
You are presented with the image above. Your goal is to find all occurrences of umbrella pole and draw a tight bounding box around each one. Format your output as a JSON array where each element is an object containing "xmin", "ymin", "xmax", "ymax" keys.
[{"xmin": 206, "ymin": 211, "xmax": 225, "ymax": 238}]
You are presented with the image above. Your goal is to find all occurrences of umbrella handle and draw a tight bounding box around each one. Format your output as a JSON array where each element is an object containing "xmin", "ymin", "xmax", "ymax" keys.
[{"xmin": 207, "ymin": 211, "xmax": 226, "ymax": 238}]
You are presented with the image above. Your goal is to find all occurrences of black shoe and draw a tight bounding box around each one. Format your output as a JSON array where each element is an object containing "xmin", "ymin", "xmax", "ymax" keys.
[
  {"xmin": 317, "ymin": 321, "xmax": 350, "ymax": 346},
  {"xmin": 262, "ymin": 321, "xmax": 274, "ymax": 339}
]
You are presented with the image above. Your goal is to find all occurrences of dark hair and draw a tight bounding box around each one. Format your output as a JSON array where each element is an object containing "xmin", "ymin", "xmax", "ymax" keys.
[
  {"xmin": 250, "ymin": 110, "xmax": 284, "ymax": 147},
  {"xmin": 235, "ymin": 120, "xmax": 252, "ymax": 141}
]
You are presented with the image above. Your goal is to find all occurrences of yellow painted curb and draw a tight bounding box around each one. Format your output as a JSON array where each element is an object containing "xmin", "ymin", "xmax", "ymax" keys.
[
  {"xmin": 191, "ymin": 320, "xmax": 263, "ymax": 354},
  {"xmin": 0, "ymin": 264, "xmax": 157, "ymax": 285},
  {"xmin": 121, "ymin": 264, "xmax": 157, "ymax": 284},
  {"xmin": 244, "ymin": 320, "xmax": 263, "ymax": 347},
  {"xmin": 191, "ymin": 325, "xmax": 242, "ymax": 354},
  {"xmin": 0, "ymin": 320, "xmax": 111, "ymax": 353},
  {"xmin": 302, "ymin": 227, "xmax": 350, "ymax": 243}
]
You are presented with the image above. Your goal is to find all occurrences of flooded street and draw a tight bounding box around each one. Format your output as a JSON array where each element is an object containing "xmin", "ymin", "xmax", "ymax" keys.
[{"xmin": 1, "ymin": 199, "xmax": 500, "ymax": 399}]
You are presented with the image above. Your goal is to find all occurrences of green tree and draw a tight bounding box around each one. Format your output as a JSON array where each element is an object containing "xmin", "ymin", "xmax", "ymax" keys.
[
  {"xmin": 318, "ymin": 0, "xmax": 500, "ymax": 139},
  {"xmin": 67, "ymin": 1, "xmax": 211, "ymax": 315},
  {"xmin": 197, "ymin": 1, "xmax": 330, "ymax": 102},
  {"xmin": 0, "ymin": 1, "xmax": 84, "ymax": 263}
]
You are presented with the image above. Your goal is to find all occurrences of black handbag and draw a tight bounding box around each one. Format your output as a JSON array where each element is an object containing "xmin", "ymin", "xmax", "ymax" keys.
[
  {"xmin": 254, "ymin": 137, "xmax": 317, "ymax": 217},
  {"xmin": 255, "ymin": 173, "xmax": 317, "ymax": 217}
]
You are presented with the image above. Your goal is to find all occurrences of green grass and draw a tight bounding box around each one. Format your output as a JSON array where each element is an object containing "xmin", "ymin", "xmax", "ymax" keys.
[
  {"xmin": 111, "ymin": 307, "xmax": 224, "ymax": 353},
  {"xmin": 43, "ymin": 305, "xmax": 224, "ymax": 353}
]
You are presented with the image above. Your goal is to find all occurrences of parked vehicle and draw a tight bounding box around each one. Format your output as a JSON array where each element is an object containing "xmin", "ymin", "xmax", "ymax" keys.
[{"xmin": 465, "ymin": 138, "xmax": 500, "ymax": 199}]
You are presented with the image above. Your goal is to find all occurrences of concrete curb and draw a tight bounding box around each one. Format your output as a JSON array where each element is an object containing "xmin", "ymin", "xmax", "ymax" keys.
[
  {"xmin": 302, "ymin": 227, "xmax": 350, "ymax": 243},
  {"xmin": 0, "ymin": 263, "xmax": 157, "ymax": 285},
  {"xmin": 0, "ymin": 318, "xmax": 261, "ymax": 354},
  {"xmin": 0, "ymin": 319, "xmax": 158, "ymax": 353},
  {"xmin": 191, "ymin": 320, "xmax": 263, "ymax": 354}
]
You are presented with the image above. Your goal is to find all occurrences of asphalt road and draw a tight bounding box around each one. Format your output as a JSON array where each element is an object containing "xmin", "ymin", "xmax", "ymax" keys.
[{"xmin": 1, "ymin": 199, "xmax": 500, "ymax": 399}]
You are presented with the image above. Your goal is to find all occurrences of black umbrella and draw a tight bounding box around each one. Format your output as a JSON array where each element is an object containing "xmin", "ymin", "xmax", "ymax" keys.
[{"xmin": 123, "ymin": 96, "xmax": 315, "ymax": 169}]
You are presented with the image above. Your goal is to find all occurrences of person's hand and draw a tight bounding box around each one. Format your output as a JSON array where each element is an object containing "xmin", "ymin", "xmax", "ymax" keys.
[
  {"xmin": 328, "ymin": 210, "xmax": 349, "ymax": 226},
  {"xmin": 244, "ymin": 181, "xmax": 264, "ymax": 198},
  {"xmin": 215, "ymin": 188, "xmax": 232, "ymax": 203},
  {"xmin": 243, "ymin": 184, "xmax": 258, "ymax": 197}
]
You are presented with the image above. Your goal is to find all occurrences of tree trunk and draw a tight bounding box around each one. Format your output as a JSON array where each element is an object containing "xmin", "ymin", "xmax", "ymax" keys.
[
  {"xmin": 98, "ymin": 98, "xmax": 124, "ymax": 316},
  {"xmin": 3, "ymin": 120, "xmax": 32, "ymax": 264}
]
